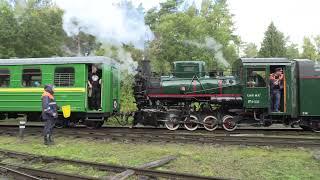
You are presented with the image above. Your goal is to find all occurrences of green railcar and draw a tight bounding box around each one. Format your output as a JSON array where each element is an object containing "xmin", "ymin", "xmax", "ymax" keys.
[{"xmin": 0, "ymin": 56, "xmax": 120, "ymax": 128}]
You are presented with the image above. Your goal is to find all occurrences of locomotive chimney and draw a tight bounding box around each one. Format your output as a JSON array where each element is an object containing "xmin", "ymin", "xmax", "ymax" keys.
[{"xmin": 141, "ymin": 58, "xmax": 151, "ymax": 78}]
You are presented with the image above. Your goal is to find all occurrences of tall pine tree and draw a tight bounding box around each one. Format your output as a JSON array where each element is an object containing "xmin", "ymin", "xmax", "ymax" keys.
[{"xmin": 259, "ymin": 22, "xmax": 286, "ymax": 57}]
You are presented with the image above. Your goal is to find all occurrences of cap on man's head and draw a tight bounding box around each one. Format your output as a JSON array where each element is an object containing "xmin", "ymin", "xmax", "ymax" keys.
[{"xmin": 44, "ymin": 84, "xmax": 54, "ymax": 91}]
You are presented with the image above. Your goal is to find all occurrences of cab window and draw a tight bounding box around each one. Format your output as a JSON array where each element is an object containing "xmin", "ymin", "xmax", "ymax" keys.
[
  {"xmin": 54, "ymin": 67, "xmax": 75, "ymax": 87},
  {"xmin": 22, "ymin": 68, "xmax": 41, "ymax": 87},
  {"xmin": 0, "ymin": 69, "xmax": 10, "ymax": 87},
  {"xmin": 246, "ymin": 68, "xmax": 266, "ymax": 88}
]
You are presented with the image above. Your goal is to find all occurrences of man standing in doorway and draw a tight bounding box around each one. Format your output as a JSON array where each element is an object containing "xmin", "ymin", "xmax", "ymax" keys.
[
  {"xmin": 42, "ymin": 84, "xmax": 58, "ymax": 145},
  {"xmin": 270, "ymin": 68, "xmax": 284, "ymax": 112},
  {"xmin": 88, "ymin": 65, "xmax": 101, "ymax": 110}
]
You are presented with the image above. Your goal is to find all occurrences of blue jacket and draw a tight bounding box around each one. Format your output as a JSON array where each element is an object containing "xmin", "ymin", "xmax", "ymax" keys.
[{"xmin": 41, "ymin": 86, "xmax": 58, "ymax": 120}]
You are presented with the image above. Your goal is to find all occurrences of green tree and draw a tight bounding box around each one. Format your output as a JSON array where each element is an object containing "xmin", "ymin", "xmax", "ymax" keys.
[
  {"xmin": 15, "ymin": 1, "xmax": 65, "ymax": 57},
  {"xmin": 145, "ymin": 0, "xmax": 182, "ymax": 31},
  {"xmin": 0, "ymin": 0, "xmax": 18, "ymax": 58},
  {"xmin": 243, "ymin": 43, "xmax": 258, "ymax": 58},
  {"xmin": 205, "ymin": 0, "xmax": 236, "ymax": 47},
  {"xmin": 301, "ymin": 37, "xmax": 317, "ymax": 60},
  {"xmin": 62, "ymin": 19, "xmax": 102, "ymax": 56},
  {"xmin": 0, "ymin": 0, "xmax": 65, "ymax": 58},
  {"xmin": 286, "ymin": 43, "xmax": 300, "ymax": 59},
  {"xmin": 147, "ymin": 0, "xmax": 238, "ymax": 73},
  {"xmin": 259, "ymin": 22, "xmax": 286, "ymax": 57},
  {"xmin": 64, "ymin": 31, "xmax": 102, "ymax": 56},
  {"xmin": 120, "ymin": 72, "xmax": 137, "ymax": 112},
  {"xmin": 223, "ymin": 44, "xmax": 238, "ymax": 65}
]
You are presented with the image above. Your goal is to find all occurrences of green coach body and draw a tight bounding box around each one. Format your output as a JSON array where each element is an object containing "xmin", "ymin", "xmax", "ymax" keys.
[{"xmin": 0, "ymin": 57, "xmax": 120, "ymax": 126}]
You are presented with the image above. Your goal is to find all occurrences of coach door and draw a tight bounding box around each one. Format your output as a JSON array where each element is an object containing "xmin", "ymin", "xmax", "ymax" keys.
[
  {"xmin": 87, "ymin": 64, "xmax": 103, "ymax": 111},
  {"xmin": 244, "ymin": 66, "xmax": 269, "ymax": 109},
  {"xmin": 269, "ymin": 65, "xmax": 289, "ymax": 114}
]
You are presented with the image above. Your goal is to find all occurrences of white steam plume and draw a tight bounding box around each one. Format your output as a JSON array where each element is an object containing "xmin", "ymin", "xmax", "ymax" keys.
[
  {"xmin": 185, "ymin": 37, "xmax": 230, "ymax": 68},
  {"xmin": 54, "ymin": 0, "xmax": 152, "ymax": 74},
  {"xmin": 104, "ymin": 47, "xmax": 138, "ymax": 75},
  {"xmin": 55, "ymin": 0, "xmax": 154, "ymax": 49}
]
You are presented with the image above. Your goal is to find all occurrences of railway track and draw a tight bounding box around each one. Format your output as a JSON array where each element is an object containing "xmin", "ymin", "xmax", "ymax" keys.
[
  {"xmin": 0, "ymin": 124, "xmax": 317, "ymax": 136},
  {"xmin": 0, "ymin": 149, "xmax": 227, "ymax": 180},
  {"xmin": 0, "ymin": 162, "xmax": 98, "ymax": 180},
  {"xmin": 0, "ymin": 164, "xmax": 42, "ymax": 180},
  {"xmin": 0, "ymin": 126, "xmax": 319, "ymax": 147}
]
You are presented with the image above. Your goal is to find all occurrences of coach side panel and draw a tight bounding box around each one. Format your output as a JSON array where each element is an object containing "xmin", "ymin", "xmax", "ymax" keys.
[{"xmin": 0, "ymin": 64, "xmax": 86, "ymax": 113}]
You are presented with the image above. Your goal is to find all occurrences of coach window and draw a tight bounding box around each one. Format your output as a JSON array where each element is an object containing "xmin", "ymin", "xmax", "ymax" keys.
[
  {"xmin": 54, "ymin": 67, "xmax": 75, "ymax": 87},
  {"xmin": 0, "ymin": 69, "xmax": 10, "ymax": 87},
  {"xmin": 246, "ymin": 68, "xmax": 266, "ymax": 88},
  {"xmin": 22, "ymin": 68, "xmax": 42, "ymax": 87}
]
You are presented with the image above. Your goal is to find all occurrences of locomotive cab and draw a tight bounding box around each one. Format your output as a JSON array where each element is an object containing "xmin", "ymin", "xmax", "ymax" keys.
[{"xmin": 240, "ymin": 58, "xmax": 295, "ymax": 117}]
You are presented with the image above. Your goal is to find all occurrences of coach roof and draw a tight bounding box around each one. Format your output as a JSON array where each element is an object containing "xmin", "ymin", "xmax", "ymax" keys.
[
  {"xmin": 0, "ymin": 56, "xmax": 119, "ymax": 66},
  {"xmin": 239, "ymin": 58, "xmax": 292, "ymax": 66},
  {"xmin": 240, "ymin": 58, "xmax": 290, "ymax": 63}
]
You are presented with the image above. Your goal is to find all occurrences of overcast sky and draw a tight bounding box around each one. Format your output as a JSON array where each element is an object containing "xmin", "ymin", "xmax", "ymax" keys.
[{"xmin": 133, "ymin": 0, "xmax": 320, "ymax": 47}]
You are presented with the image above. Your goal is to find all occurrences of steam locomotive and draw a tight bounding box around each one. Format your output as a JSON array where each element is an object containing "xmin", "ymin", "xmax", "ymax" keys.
[{"xmin": 133, "ymin": 58, "xmax": 320, "ymax": 132}]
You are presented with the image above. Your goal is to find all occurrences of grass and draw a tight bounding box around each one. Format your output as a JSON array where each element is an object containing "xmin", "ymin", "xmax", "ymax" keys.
[{"xmin": 0, "ymin": 136, "xmax": 318, "ymax": 179}]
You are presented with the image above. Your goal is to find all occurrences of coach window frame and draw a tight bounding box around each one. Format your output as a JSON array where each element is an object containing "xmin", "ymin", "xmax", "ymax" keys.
[
  {"xmin": 21, "ymin": 67, "xmax": 42, "ymax": 87},
  {"xmin": 54, "ymin": 67, "xmax": 75, "ymax": 87},
  {"xmin": 0, "ymin": 68, "xmax": 10, "ymax": 88}
]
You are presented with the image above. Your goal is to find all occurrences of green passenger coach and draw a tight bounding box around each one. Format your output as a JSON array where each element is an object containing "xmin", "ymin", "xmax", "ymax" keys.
[{"xmin": 0, "ymin": 56, "xmax": 120, "ymax": 128}]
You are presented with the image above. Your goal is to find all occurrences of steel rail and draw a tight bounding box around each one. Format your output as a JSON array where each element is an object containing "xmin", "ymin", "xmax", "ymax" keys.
[
  {"xmin": 0, "ymin": 149, "xmax": 229, "ymax": 180},
  {"xmin": 0, "ymin": 162, "xmax": 98, "ymax": 180},
  {"xmin": 0, "ymin": 165, "xmax": 42, "ymax": 180}
]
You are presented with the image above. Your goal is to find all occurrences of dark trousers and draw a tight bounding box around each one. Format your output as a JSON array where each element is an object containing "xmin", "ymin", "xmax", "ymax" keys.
[
  {"xmin": 43, "ymin": 118, "xmax": 56, "ymax": 136},
  {"xmin": 90, "ymin": 88, "xmax": 101, "ymax": 110},
  {"xmin": 271, "ymin": 89, "xmax": 281, "ymax": 112}
]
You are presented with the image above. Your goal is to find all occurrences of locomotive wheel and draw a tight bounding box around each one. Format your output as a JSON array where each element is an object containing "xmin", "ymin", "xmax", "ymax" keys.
[
  {"xmin": 85, "ymin": 121, "xmax": 104, "ymax": 129},
  {"xmin": 165, "ymin": 118, "xmax": 180, "ymax": 131},
  {"xmin": 203, "ymin": 116, "xmax": 219, "ymax": 131},
  {"xmin": 222, "ymin": 115, "xmax": 237, "ymax": 132},
  {"xmin": 184, "ymin": 115, "xmax": 199, "ymax": 131}
]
